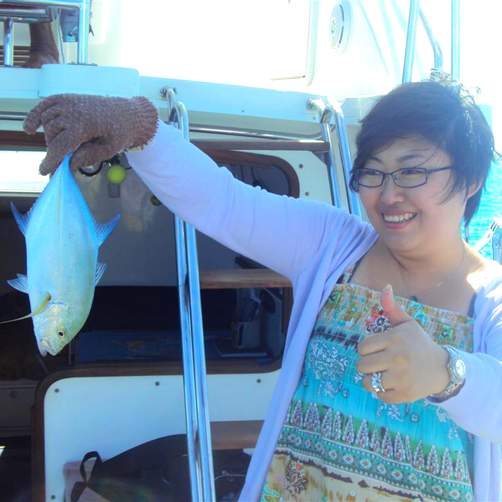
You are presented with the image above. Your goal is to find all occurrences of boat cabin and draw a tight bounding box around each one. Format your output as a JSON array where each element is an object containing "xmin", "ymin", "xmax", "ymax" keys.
[{"xmin": 1, "ymin": 1, "xmax": 497, "ymax": 501}]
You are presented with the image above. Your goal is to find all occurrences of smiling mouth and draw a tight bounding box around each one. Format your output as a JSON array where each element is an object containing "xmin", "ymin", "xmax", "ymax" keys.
[{"xmin": 382, "ymin": 212, "xmax": 417, "ymax": 224}]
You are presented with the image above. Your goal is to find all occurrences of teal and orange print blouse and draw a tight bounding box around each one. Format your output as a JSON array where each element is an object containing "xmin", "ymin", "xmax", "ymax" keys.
[{"xmin": 261, "ymin": 282, "xmax": 474, "ymax": 502}]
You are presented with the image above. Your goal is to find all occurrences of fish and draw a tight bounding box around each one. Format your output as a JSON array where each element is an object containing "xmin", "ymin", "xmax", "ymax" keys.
[{"xmin": 7, "ymin": 155, "xmax": 120, "ymax": 356}]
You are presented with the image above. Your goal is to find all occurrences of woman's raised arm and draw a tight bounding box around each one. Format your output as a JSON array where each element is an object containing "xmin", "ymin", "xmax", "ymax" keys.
[{"xmin": 127, "ymin": 120, "xmax": 367, "ymax": 282}]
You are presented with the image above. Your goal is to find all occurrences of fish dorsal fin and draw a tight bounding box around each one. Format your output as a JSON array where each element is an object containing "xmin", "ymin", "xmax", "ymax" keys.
[
  {"xmin": 95, "ymin": 214, "xmax": 121, "ymax": 246},
  {"xmin": 0, "ymin": 292, "xmax": 51, "ymax": 324},
  {"xmin": 10, "ymin": 202, "xmax": 31, "ymax": 235},
  {"xmin": 95, "ymin": 262, "xmax": 107, "ymax": 285},
  {"xmin": 7, "ymin": 274, "xmax": 29, "ymax": 294}
]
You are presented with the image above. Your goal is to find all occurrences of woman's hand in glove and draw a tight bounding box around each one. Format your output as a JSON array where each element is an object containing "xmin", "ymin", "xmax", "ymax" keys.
[{"xmin": 23, "ymin": 94, "xmax": 158, "ymax": 175}]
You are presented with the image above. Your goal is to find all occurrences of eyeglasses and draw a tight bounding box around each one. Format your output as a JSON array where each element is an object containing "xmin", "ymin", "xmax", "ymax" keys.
[{"xmin": 349, "ymin": 166, "xmax": 452, "ymax": 190}]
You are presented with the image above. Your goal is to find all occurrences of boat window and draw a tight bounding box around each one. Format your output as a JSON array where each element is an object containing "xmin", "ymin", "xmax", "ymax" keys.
[{"xmin": 0, "ymin": 151, "xmax": 48, "ymax": 194}]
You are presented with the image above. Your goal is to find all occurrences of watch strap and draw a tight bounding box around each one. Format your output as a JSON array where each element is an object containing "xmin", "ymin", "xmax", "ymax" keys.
[{"xmin": 428, "ymin": 345, "xmax": 466, "ymax": 402}]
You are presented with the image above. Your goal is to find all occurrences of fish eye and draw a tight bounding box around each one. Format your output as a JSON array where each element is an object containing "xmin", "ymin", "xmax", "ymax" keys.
[{"xmin": 58, "ymin": 331, "xmax": 65, "ymax": 338}]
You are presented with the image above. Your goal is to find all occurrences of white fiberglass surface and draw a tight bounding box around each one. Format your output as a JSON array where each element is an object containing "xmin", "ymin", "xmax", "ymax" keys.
[
  {"xmin": 89, "ymin": 0, "xmax": 311, "ymax": 87},
  {"xmin": 43, "ymin": 371, "xmax": 278, "ymax": 500},
  {"xmin": 0, "ymin": 151, "xmax": 47, "ymax": 193}
]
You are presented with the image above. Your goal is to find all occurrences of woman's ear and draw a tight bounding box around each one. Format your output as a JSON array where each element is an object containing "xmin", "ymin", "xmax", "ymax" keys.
[{"xmin": 466, "ymin": 181, "xmax": 482, "ymax": 199}]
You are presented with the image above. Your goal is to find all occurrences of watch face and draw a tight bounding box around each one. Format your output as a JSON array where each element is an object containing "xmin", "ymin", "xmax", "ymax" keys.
[{"xmin": 453, "ymin": 358, "xmax": 466, "ymax": 379}]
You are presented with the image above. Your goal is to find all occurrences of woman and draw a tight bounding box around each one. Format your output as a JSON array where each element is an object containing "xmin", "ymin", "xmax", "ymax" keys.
[{"xmin": 24, "ymin": 81, "xmax": 502, "ymax": 501}]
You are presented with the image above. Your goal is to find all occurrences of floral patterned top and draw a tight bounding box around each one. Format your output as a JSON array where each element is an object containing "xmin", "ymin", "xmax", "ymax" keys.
[{"xmin": 260, "ymin": 282, "xmax": 474, "ymax": 502}]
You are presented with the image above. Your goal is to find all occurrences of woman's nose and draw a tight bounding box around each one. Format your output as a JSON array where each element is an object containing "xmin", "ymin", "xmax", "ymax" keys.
[{"xmin": 379, "ymin": 175, "xmax": 406, "ymax": 204}]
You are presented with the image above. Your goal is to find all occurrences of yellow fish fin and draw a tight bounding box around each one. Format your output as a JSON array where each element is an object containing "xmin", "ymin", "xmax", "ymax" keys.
[{"xmin": 0, "ymin": 292, "xmax": 52, "ymax": 325}]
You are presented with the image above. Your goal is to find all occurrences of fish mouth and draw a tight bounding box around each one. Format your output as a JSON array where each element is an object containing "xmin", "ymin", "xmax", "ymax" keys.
[
  {"xmin": 38, "ymin": 339, "xmax": 51, "ymax": 356},
  {"xmin": 38, "ymin": 338, "xmax": 61, "ymax": 357}
]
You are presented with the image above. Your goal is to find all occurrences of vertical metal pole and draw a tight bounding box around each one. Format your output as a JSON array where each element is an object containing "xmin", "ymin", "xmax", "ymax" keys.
[
  {"xmin": 331, "ymin": 102, "xmax": 362, "ymax": 217},
  {"xmin": 451, "ymin": 0, "xmax": 460, "ymax": 81},
  {"xmin": 185, "ymin": 223, "xmax": 215, "ymax": 499},
  {"xmin": 3, "ymin": 19, "xmax": 14, "ymax": 67},
  {"xmin": 168, "ymin": 91, "xmax": 216, "ymax": 502},
  {"xmin": 402, "ymin": 0, "xmax": 420, "ymax": 83},
  {"xmin": 492, "ymin": 220, "xmax": 502, "ymax": 263},
  {"xmin": 174, "ymin": 217, "xmax": 201, "ymax": 499},
  {"xmin": 77, "ymin": 0, "xmax": 90, "ymax": 63},
  {"xmin": 419, "ymin": 9, "xmax": 443, "ymax": 72},
  {"xmin": 309, "ymin": 98, "xmax": 363, "ymax": 215},
  {"xmin": 308, "ymin": 98, "xmax": 341, "ymax": 208},
  {"xmin": 322, "ymin": 123, "xmax": 342, "ymax": 208}
]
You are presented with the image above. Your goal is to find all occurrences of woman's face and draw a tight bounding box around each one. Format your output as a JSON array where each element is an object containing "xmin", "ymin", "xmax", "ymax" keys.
[{"xmin": 358, "ymin": 136, "xmax": 469, "ymax": 257}]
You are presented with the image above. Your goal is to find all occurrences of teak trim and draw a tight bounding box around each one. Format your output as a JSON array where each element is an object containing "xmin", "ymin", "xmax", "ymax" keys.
[{"xmin": 200, "ymin": 268, "xmax": 291, "ymax": 289}]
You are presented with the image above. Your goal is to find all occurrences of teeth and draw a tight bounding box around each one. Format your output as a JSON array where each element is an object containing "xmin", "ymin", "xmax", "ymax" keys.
[{"xmin": 383, "ymin": 213, "xmax": 415, "ymax": 223}]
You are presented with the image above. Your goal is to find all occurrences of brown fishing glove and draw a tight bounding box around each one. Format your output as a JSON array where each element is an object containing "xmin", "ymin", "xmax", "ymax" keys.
[{"xmin": 23, "ymin": 94, "xmax": 158, "ymax": 175}]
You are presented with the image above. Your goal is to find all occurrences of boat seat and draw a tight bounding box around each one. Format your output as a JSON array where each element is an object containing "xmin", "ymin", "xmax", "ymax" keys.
[{"xmin": 0, "ymin": 0, "xmax": 90, "ymax": 66}]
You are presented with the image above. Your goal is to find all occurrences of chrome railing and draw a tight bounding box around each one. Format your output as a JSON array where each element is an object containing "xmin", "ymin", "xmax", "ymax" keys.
[
  {"xmin": 0, "ymin": 0, "xmax": 91, "ymax": 64},
  {"xmin": 165, "ymin": 88, "xmax": 216, "ymax": 502},
  {"xmin": 2, "ymin": 18, "xmax": 14, "ymax": 66},
  {"xmin": 474, "ymin": 218, "xmax": 502, "ymax": 263},
  {"xmin": 308, "ymin": 98, "xmax": 342, "ymax": 208},
  {"xmin": 402, "ymin": 0, "xmax": 420, "ymax": 83},
  {"xmin": 493, "ymin": 222, "xmax": 502, "ymax": 263},
  {"xmin": 451, "ymin": 0, "xmax": 460, "ymax": 81},
  {"xmin": 332, "ymin": 101, "xmax": 362, "ymax": 217},
  {"xmin": 308, "ymin": 97, "xmax": 362, "ymax": 216},
  {"xmin": 404, "ymin": 0, "xmax": 460, "ymax": 82},
  {"xmin": 419, "ymin": 8, "xmax": 443, "ymax": 72}
]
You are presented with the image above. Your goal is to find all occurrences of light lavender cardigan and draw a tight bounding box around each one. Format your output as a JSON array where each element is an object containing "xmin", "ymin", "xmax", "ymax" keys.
[{"xmin": 127, "ymin": 122, "xmax": 502, "ymax": 502}]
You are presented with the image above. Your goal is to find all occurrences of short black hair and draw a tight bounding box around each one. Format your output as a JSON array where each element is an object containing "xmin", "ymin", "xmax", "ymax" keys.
[{"xmin": 350, "ymin": 80, "xmax": 497, "ymax": 227}]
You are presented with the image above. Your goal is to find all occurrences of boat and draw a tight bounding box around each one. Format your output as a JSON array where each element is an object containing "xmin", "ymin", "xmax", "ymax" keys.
[{"xmin": 0, "ymin": 1, "xmax": 499, "ymax": 501}]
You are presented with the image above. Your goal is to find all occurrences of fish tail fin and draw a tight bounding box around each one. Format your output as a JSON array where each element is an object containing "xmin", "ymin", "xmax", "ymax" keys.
[
  {"xmin": 59, "ymin": 154, "xmax": 73, "ymax": 172},
  {"xmin": 95, "ymin": 262, "xmax": 107, "ymax": 285},
  {"xmin": 96, "ymin": 213, "xmax": 121, "ymax": 246},
  {"xmin": 7, "ymin": 274, "xmax": 28, "ymax": 293},
  {"xmin": 51, "ymin": 154, "xmax": 74, "ymax": 179}
]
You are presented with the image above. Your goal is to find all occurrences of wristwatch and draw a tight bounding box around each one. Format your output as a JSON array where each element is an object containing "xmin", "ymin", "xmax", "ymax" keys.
[{"xmin": 429, "ymin": 345, "xmax": 466, "ymax": 402}]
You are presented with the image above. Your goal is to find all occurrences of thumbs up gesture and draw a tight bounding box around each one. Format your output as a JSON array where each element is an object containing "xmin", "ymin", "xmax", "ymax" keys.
[{"xmin": 357, "ymin": 285, "xmax": 450, "ymax": 403}]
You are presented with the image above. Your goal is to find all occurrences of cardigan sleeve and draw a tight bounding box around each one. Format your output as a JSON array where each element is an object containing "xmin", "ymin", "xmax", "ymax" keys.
[
  {"xmin": 126, "ymin": 120, "xmax": 368, "ymax": 283},
  {"xmin": 431, "ymin": 277, "xmax": 502, "ymax": 443}
]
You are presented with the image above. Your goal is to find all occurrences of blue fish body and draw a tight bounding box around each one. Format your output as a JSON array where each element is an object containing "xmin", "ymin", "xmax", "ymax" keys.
[{"xmin": 9, "ymin": 155, "xmax": 120, "ymax": 356}]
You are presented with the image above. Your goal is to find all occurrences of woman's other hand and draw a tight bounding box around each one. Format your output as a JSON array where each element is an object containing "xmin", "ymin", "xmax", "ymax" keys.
[
  {"xmin": 23, "ymin": 94, "xmax": 158, "ymax": 175},
  {"xmin": 357, "ymin": 285, "xmax": 450, "ymax": 403}
]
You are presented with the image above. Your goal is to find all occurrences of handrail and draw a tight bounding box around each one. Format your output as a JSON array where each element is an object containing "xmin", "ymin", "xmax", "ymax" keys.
[
  {"xmin": 402, "ymin": 0, "xmax": 420, "ymax": 83},
  {"xmin": 308, "ymin": 98, "xmax": 342, "ymax": 208},
  {"xmin": 193, "ymin": 139, "xmax": 329, "ymax": 152},
  {"xmin": 166, "ymin": 88, "xmax": 216, "ymax": 502},
  {"xmin": 473, "ymin": 218, "xmax": 502, "ymax": 263},
  {"xmin": 473, "ymin": 225, "xmax": 494, "ymax": 253},
  {"xmin": 493, "ymin": 222, "xmax": 502, "ymax": 263},
  {"xmin": 451, "ymin": 0, "xmax": 460, "ymax": 81},
  {"xmin": 419, "ymin": 8, "xmax": 443, "ymax": 71},
  {"xmin": 190, "ymin": 125, "xmax": 324, "ymax": 142},
  {"xmin": 331, "ymin": 100, "xmax": 362, "ymax": 217},
  {"xmin": 0, "ymin": 0, "xmax": 91, "ymax": 63},
  {"xmin": 0, "ymin": 110, "xmax": 328, "ymax": 142},
  {"xmin": 308, "ymin": 97, "xmax": 362, "ymax": 216},
  {"xmin": 3, "ymin": 18, "xmax": 13, "ymax": 66},
  {"xmin": 0, "ymin": 112, "xmax": 27, "ymax": 121}
]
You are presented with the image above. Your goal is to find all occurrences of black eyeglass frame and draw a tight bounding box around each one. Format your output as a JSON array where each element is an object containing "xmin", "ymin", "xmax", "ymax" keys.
[{"xmin": 349, "ymin": 166, "xmax": 453, "ymax": 191}]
